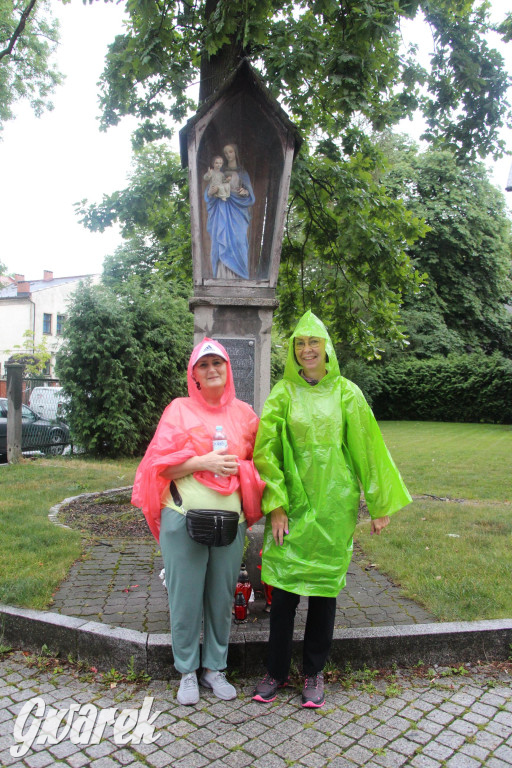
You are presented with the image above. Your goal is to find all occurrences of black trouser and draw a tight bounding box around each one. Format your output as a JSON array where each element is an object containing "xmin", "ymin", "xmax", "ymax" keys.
[{"xmin": 266, "ymin": 587, "xmax": 337, "ymax": 680}]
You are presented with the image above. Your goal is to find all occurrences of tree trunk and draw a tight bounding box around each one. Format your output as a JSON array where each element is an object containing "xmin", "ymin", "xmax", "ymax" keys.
[{"xmin": 199, "ymin": 0, "xmax": 244, "ymax": 103}]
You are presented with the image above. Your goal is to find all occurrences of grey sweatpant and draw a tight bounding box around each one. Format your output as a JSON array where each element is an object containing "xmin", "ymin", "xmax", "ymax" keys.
[{"xmin": 159, "ymin": 507, "xmax": 246, "ymax": 673}]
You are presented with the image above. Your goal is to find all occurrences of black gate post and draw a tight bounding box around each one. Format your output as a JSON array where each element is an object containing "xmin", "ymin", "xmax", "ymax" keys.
[{"xmin": 6, "ymin": 363, "xmax": 23, "ymax": 463}]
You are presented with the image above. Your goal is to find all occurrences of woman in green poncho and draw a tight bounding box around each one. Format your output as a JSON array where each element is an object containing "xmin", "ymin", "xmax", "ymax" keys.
[{"xmin": 252, "ymin": 311, "xmax": 411, "ymax": 708}]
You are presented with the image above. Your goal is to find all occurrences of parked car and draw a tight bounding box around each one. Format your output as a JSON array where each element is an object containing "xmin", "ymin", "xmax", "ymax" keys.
[
  {"xmin": 0, "ymin": 398, "xmax": 70, "ymax": 459},
  {"xmin": 29, "ymin": 386, "xmax": 70, "ymax": 422}
]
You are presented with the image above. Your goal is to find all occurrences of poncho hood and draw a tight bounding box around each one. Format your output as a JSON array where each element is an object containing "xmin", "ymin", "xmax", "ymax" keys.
[
  {"xmin": 284, "ymin": 310, "xmax": 340, "ymax": 385},
  {"xmin": 187, "ymin": 337, "xmax": 235, "ymax": 407}
]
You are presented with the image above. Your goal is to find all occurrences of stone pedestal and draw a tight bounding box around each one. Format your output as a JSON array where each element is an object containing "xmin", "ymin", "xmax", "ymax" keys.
[{"xmin": 190, "ymin": 291, "xmax": 277, "ymax": 414}]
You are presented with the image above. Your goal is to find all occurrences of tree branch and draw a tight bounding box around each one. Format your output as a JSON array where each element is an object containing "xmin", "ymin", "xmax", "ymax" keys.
[{"xmin": 0, "ymin": 0, "xmax": 38, "ymax": 62}]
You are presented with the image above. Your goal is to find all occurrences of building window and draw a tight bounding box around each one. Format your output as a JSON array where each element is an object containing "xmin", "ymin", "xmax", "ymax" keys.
[
  {"xmin": 43, "ymin": 313, "xmax": 52, "ymax": 335},
  {"xmin": 56, "ymin": 314, "xmax": 65, "ymax": 336}
]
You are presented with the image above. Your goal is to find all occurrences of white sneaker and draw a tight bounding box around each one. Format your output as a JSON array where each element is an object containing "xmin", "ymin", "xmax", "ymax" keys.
[
  {"xmin": 177, "ymin": 672, "xmax": 199, "ymax": 705},
  {"xmin": 199, "ymin": 669, "xmax": 237, "ymax": 700}
]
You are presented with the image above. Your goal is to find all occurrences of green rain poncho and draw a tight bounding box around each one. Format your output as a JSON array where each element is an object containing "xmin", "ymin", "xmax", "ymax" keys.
[{"xmin": 254, "ymin": 311, "xmax": 411, "ymax": 597}]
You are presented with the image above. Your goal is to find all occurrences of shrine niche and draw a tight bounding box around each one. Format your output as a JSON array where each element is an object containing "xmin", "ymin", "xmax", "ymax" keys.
[{"xmin": 180, "ymin": 59, "xmax": 302, "ymax": 287}]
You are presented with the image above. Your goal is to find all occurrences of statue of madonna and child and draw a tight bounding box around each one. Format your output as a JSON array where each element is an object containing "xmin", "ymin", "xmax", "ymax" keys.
[{"xmin": 203, "ymin": 143, "xmax": 255, "ymax": 280}]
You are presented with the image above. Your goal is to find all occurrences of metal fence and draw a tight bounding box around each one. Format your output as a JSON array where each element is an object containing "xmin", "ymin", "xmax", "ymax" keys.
[
  {"xmin": 0, "ymin": 377, "xmax": 59, "ymax": 402},
  {"xmin": 1, "ymin": 377, "xmax": 70, "ymax": 460}
]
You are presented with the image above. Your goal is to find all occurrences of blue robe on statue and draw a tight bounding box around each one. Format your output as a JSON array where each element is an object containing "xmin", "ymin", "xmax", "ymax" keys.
[{"xmin": 205, "ymin": 168, "xmax": 255, "ymax": 279}]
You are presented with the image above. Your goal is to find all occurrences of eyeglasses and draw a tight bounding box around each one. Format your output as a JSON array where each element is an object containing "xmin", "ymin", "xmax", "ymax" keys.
[{"xmin": 294, "ymin": 337, "xmax": 322, "ymax": 349}]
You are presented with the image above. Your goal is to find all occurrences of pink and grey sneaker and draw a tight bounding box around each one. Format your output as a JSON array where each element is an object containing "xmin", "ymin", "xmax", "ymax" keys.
[
  {"xmin": 252, "ymin": 673, "xmax": 289, "ymax": 703},
  {"xmin": 301, "ymin": 672, "xmax": 325, "ymax": 708}
]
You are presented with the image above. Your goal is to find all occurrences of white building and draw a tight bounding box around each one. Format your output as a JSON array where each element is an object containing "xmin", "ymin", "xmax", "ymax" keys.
[{"xmin": 0, "ymin": 270, "xmax": 100, "ymax": 377}]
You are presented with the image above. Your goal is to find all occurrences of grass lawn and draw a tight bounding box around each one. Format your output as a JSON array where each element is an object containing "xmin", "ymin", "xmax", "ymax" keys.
[
  {"xmin": 356, "ymin": 422, "xmax": 512, "ymax": 621},
  {"xmin": 0, "ymin": 457, "xmax": 139, "ymax": 610},
  {"xmin": 378, "ymin": 421, "xmax": 512, "ymax": 500}
]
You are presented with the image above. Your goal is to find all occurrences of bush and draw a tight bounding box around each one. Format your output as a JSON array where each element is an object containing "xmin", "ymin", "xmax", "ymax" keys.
[
  {"xmin": 56, "ymin": 279, "xmax": 193, "ymax": 457},
  {"xmin": 372, "ymin": 353, "xmax": 512, "ymax": 423},
  {"xmin": 270, "ymin": 340, "xmax": 286, "ymax": 387},
  {"xmin": 339, "ymin": 358, "xmax": 383, "ymax": 407}
]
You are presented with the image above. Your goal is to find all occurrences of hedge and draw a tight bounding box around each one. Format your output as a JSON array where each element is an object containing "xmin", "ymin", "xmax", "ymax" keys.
[{"xmin": 371, "ymin": 353, "xmax": 512, "ymax": 424}]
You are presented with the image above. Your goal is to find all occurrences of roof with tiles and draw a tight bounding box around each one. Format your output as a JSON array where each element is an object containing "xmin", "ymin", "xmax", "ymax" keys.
[{"xmin": 0, "ymin": 274, "xmax": 98, "ymax": 299}]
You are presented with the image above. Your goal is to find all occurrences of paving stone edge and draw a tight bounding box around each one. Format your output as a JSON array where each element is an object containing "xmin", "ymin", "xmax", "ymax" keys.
[{"xmin": 1, "ymin": 603, "xmax": 511, "ymax": 680}]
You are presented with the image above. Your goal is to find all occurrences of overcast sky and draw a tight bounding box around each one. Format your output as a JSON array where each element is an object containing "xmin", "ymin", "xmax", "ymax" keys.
[
  {"xmin": 1, "ymin": 2, "xmax": 511, "ymax": 281},
  {"xmin": 0, "ymin": 2, "xmax": 135, "ymax": 280}
]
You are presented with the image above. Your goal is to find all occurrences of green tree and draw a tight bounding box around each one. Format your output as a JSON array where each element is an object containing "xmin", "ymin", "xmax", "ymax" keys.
[
  {"xmin": 78, "ymin": 0, "xmax": 511, "ymax": 358},
  {"xmin": 77, "ymin": 144, "xmax": 192, "ymax": 288},
  {"xmin": 380, "ymin": 136, "xmax": 512, "ymax": 358},
  {"xmin": 499, "ymin": 12, "xmax": 512, "ymax": 42},
  {"xmin": 6, "ymin": 329, "xmax": 50, "ymax": 376},
  {"xmin": 78, "ymin": 133, "xmax": 429, "ymax": 358},
  {"xmin": 276, "ymin": 137, "xmax": 429, "ymax": 358},
  {"xmin": 55, "ymin": 278, "xmax": 193, "ymax": 457},
  {"xmin": 97, "ymin": 0, "xmax": 510, "ymax": 162},
  {"xmin": 0, "ymin": 0, "xmax": 62, "ymax": 131}
]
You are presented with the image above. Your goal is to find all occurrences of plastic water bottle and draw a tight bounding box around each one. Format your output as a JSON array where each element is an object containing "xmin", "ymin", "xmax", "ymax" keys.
[
  {"xmin": 213, "ymin": 425, "xmax": 228, "ymax": 476},
  {"xmin": 213, "ymin": 425, "xmax": 228, "ymax": 452}
]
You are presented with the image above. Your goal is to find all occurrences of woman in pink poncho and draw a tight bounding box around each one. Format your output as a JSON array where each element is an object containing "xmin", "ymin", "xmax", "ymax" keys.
[{"xmin": 132, "ymin": 338, "xmax": 263, "ymax": 706}]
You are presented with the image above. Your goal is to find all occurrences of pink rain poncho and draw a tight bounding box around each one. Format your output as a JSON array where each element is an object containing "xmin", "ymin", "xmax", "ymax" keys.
[{"xmin": 131, "ymin": 339, "xmax": 264, "ymax": 539}]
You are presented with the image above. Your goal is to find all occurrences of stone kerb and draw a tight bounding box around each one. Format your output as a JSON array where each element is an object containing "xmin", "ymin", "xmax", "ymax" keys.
[
  {"xmin": 47, "ymin": 485, "xmax": 135, "ymax": 529},
  {"xmin": 2, "ymin": 603, "xmax": 512, "ymax": 679}
]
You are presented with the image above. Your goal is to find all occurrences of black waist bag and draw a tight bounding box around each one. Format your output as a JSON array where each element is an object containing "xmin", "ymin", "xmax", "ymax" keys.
[{"xmin": 185, "ymin": 509, "xmax": 239, "ymax": 547}]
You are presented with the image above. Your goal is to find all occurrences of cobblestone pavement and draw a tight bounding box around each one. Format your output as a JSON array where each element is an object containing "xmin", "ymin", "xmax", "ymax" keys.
[
  {"xmin": 50, "ymin": 540, "xmax": 434, "ymax": 634},
  {"xmin": 1, "ymin": 650, "xmax": 512, "ymax": 768}
]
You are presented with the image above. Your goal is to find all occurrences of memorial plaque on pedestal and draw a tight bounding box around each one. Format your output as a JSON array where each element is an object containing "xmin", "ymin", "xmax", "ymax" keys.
[{"xmin": 216, "ymin": 338, "xmax": 255, "ymax": 408}]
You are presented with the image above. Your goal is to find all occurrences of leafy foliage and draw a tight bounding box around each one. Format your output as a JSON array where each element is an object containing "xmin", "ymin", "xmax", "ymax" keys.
[
  {"xmin": 55, "ymin": 278, "xmax": 193, "ymax": 457},
  {"xmin": 339, "ymin": 357, "xmax": 383, "ymax": 407},
  {"xmin": 498, "ymin": 12, "xmax": 512, "ymax": 43},
  {"xmin": 0, "ymin": 0, "xmax": 62, "ymax": 131},
  {"xmin": 68, "ymin": 0, "xmax": 512, "ymax": 371},
  {"xmin": 79, "ymin": 132, "xmax": 430, "ymax": 358},
  {"xmin": 276, "ymin": 137, "xmax": 428, "ymax": 357},
  {"xmin": 97, "ymin": 1, "xmax": 510, "ymax": 161},
  {"xmin": 420, "ymin": 2, "xmax": 511, "ymax": 160},
  {"xmin": 372, "ymin": 353, "xmax": 512, "ymax": 424},
  {"xmin": 6, "ymin": 330, "xmax": 51, "ymax": 376},
  {"xmin": 270, "ymin": 334, "xmax": 286, "ymax": 387},
  {"xmin": 77, "ymin": 144, "xmax": 192, "ymax": 287},
  {"xmin": 379, "ymin": 136, "xmax": 512, "ymax": 358},
  {"xmin": 342, "ymin": 138, "xmax": 512, "ymax": 420},
  {"xmin": 77, "ymin": 0, "xmax": 511, "ymax": 358}
]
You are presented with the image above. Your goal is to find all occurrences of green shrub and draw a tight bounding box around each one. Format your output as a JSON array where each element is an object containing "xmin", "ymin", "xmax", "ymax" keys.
[
  {"xmin": 339, "ymin": 358, "xmax": 383, "ymax": 407},
  {"xmin": 270, "ymin": 340, "xmax": 286, "ymax": 387},
  {"xmin": 373, "ymin": 353, "xmax": 512, "ymax": 423},
  {"xmin": 56, "ymin": 279, "xmax": 193, "ymax": 457}
]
